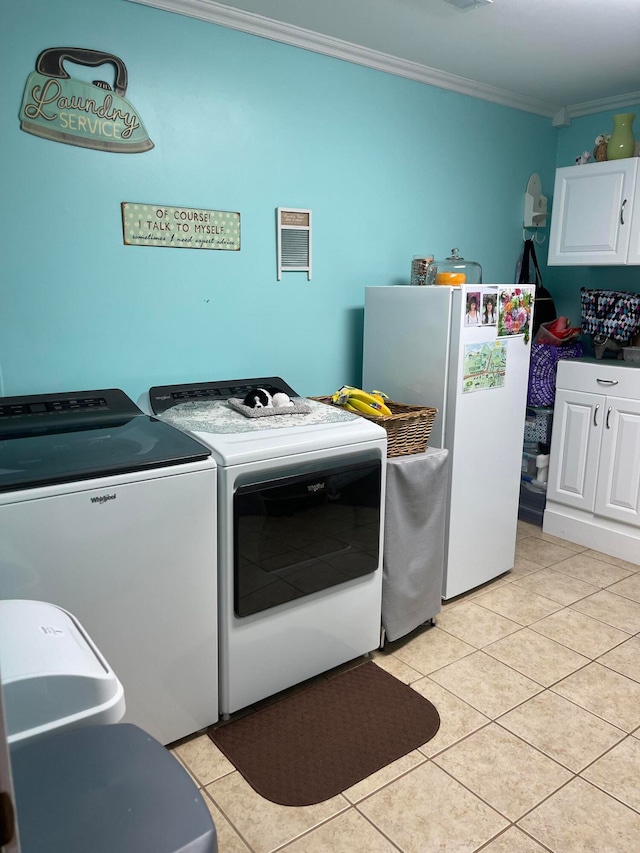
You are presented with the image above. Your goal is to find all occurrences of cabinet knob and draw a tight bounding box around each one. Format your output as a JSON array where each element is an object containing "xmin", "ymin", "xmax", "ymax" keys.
[
  {"xmin": 594, "ymin": 404, "xmax": 599, "ymax": 427},
  {"xmin": 620, "ymin": 198, "xmax": 627, "ymax": 225},
  {"xmin": 596, "ymin": 379, "xmax": 619, "ymax": 385}
]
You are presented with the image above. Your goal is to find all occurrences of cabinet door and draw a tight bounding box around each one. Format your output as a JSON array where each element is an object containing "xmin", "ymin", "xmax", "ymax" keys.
[
  {"xmin": 629, "ymin": 181, "xmax": 640, "ymax": 264},
  {"xmin": 548, "ymin": 159, "xmax": 638, "ymax": 265},
  {"xmin": 547, "ymin": 389, "xmax": 604, "ymax": 511},
  {"xmin": 595, "ymin": 397, "xmax": 640, "ymax": 525}
]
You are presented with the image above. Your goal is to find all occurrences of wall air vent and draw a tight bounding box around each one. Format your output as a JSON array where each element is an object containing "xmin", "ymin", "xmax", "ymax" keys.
[{"xmin": 277, "ymin": 208, "xmax": 312, "ymax": 280}]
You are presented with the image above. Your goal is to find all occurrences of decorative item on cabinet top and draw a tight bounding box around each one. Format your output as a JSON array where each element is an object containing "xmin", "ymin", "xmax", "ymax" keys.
[
  {"xmin": 607, "ymin": 113, "xmax": 636, "ymax": 161},
  {"xmin": 593, "ymin": 132, "xmax": 611, "ymax": 162}
]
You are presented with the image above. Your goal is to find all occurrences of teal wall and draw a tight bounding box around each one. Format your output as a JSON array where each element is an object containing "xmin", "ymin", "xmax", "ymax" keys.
[
  {"xmin": 0, "ymin": 0, "xmax": 614, "ymax": 402},
  {"xmin": 548, "ymin": 105, "xmax": 640, "ymax": 329}
]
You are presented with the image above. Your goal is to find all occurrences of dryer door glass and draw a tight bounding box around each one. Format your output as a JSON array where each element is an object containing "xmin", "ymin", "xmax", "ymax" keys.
[{"xmin": 234, "ymin": 458, "xmax": 381, "ymax": 617}]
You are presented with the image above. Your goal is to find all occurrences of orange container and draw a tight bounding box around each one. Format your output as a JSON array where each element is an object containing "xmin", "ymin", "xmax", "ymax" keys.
[{"xmin": 435, "ymin": 271, "xmax": 466, "ymax": 286}]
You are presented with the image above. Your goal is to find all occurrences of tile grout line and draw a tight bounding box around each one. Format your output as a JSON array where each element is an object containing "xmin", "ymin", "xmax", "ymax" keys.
[
  {"xmin": 200, "ymin": 782, "xmax": 259, "ymax": 853},
  {"xmin": 428, "ymin": 756, "xmax": 563, "ymax": 833},
  {"xmin": 473, "ymin": 822, "xmax": 555, "ymax": 853},
  {"xmin": 491, "ymin": 703, "xmax": 623, "ymax": 772},
  {"xmin": 350, "ymin": 804, "xmax": 413, "ymax": 853},
  {"xmin": 266, "ymin": 800, "xmax": 353, "ymax": 853},
  {"xmin": 579, "ymin": 774, "xmax": 640, "ymax": 819},
  {"xmin": 576, "ymin": 730, "xmax": 639, "ymax": 776}
]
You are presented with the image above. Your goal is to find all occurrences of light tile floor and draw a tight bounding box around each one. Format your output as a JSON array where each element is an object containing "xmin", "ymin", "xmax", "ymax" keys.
[{"xmin": 171, "ymin": 521, "xmax": 640, "ymax": 852}]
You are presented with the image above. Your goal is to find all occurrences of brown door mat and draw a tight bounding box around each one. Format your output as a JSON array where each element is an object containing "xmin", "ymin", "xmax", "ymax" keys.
[{"xmin": 208, "ymin": 661, "xmax": 440, "ymax": 806}]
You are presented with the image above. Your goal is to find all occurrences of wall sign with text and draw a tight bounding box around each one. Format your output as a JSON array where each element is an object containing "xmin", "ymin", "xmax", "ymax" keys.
[
  {"xmin": 122, "ymin": 203, "xmax": 241, "ymax": 250},
  {"xmin": 20, "ymin": 47, "xmax": 153, "ymax": 153}
]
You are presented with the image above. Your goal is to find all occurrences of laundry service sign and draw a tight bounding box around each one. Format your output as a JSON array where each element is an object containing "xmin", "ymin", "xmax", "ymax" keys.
[
  {"xmin": 122, "ymin": 204, "xmax": 241, "ymax": 251},
  {"xmin": 20, "ymin": 47, "xmax": 153, "ymax": 153}
]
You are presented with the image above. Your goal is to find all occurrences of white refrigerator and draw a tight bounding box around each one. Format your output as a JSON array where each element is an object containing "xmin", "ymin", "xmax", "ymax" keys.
[{"xmin": 363, "ymin": 284, "xmax": 535, "ymax": 599}]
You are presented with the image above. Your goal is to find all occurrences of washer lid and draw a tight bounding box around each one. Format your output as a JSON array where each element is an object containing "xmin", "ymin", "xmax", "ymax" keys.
[{"xmin": 0, "ymin": 389, "xmax": 212, "ymax": 492}]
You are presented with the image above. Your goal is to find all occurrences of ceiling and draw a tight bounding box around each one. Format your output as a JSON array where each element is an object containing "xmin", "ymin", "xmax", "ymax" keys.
[{"xmin": 132, "ymin": 0, "xmax": 640, "ymax": 123}]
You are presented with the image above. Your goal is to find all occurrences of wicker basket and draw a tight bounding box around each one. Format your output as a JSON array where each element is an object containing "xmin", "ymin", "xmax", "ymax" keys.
[{"xmin": 311, "ymin": 397, "xmax": 438, "ymax": 458}]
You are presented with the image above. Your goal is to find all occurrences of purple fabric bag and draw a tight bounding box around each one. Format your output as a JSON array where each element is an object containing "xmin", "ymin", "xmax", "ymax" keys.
[{"xmin": 527, "ymin": 342, "xmax": 583, "ymax": 407}]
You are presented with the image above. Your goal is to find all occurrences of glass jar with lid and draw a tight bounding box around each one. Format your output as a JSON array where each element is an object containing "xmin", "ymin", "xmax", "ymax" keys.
[
  {"xmin": 410, "ymin": 254, "xmax": 435, "ymax": 286},
  {"xmin": 427, "ymin": 248, "xmax": 482, "ymax": 286}
]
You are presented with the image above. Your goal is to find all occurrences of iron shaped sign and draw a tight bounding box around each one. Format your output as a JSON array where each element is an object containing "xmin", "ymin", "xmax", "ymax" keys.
[{"xmin": 20, "ymin": 47, "xmax": 153, "ymax": 153}]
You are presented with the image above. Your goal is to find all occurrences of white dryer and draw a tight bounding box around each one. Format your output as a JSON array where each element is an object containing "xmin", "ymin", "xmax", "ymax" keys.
[
  {"xmin": 0, "ymin": 389, "xmax": 218, "ymax": 745},
  {"xmin": 149, "ymin": 378, "xmax": 387, "ymax": 717}
]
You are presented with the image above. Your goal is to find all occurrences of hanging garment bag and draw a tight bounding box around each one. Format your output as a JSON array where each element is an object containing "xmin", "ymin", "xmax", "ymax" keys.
[{"xmin": 517, "ymin": 239, "xmax": 556, "ymax": 336}]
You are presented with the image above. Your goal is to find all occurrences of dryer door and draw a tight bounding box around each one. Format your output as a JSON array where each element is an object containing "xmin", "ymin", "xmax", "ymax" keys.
[{"xmin": 234, "ymin": 457, "xmax": 381, "ymax": 617}]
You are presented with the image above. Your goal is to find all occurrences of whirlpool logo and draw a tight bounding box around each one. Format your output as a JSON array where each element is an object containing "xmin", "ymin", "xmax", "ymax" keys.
[
  {"xmin": 90, "ymin": 493, "xmax": 116, "ymax": 504},
  {"xmin": 307, "ymin": 482, "xmax": 325, "ymax": 493}
]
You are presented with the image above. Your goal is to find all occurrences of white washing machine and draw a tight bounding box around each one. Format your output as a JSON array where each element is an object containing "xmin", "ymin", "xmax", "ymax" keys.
[
  {"xmin": 148, "ymin": 377, "xmax": 387, "ymax": 716},
  {"xmin": 0, "ymin": 388, "xmax": 218, "ymax": 745}
]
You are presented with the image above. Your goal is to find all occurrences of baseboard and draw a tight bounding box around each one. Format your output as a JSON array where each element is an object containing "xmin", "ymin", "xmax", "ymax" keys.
[{"xmin": 543, "ymin": 504, "xmax": 640, "ymax": 565}]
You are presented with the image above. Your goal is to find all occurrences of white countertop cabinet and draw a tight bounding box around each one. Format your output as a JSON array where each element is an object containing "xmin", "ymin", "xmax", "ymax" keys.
[
  {"xmin": 548, "ymin": 158, "xmax": 640, "ymax": 266},
  {"xmin": 544, "ymin": 360, "xmax": 640, "ymax": 563}
]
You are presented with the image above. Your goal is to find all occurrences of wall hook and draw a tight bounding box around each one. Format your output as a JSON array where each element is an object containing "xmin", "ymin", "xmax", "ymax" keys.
[{"xmin": 523, "ymin": 225, "xmax": 546, "ymax": 244}]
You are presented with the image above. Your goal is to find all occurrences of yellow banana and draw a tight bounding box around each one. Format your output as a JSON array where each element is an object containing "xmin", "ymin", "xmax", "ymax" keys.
[
  {"xmin": 332, "ymin": 385, "xmax": 352, "ymax": 405},
  {"xmin": 348, "ymin": 397, "xmax": 388, "ymax": 417},
  {"xmin": 347, "ymin": 388, "xmax": 383, "ymax": 405},
  {"xmin": 332, "ymin": 385, "xmax": 391, "ymax": 416},
  {"xmin": 330, "ymin": 387, "xmax": 363, "ymax": 414},
  {"xmin": 367, "ymin": 390, "xmax": 392, "ymax": 416},
  {"xmin": 374, "ymin": 401, "xmax": 392, "ymax": 417},
  {"xmin": 347, "ymin": 389, "xmax": 392, "ymax": 416}
]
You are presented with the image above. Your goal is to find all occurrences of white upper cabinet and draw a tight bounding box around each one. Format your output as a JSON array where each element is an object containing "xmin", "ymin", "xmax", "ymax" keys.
[{"xmin": 548, "ymin": 158, "xmax": 640, "ymax": 266}]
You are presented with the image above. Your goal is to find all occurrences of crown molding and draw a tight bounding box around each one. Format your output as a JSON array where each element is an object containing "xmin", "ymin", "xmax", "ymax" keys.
[
  {"xmin": 126, "ymin": 0, "xmax": 639, "ymax": 123},
  {"xmin": 567, "ymin": 91, "xmax": 640, "ymax": 120}
]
